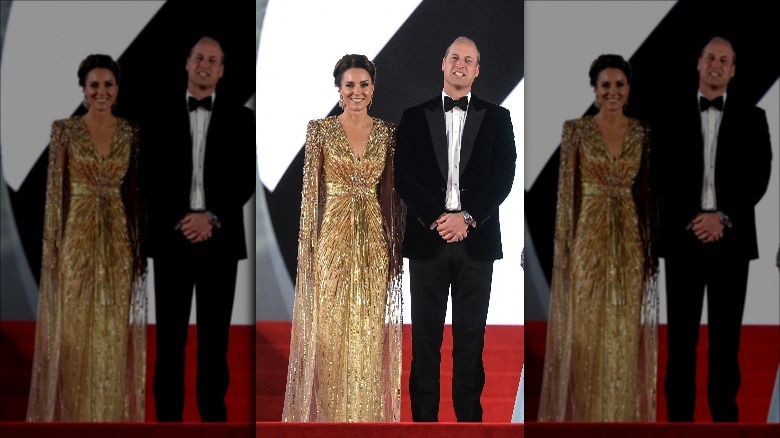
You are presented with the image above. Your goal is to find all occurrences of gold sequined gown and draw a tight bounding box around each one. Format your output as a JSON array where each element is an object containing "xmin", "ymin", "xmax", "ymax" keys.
[
  {"xmin": 26, "ymin": 117, "xmax": 147, "ymax": 422},
  {"xmin": 282, "ymin": 116, "xmax": 403, "ymax": 422},
  {"xmin": 538, "ymin": 116, "xmax": 658, "ymax": 421}
]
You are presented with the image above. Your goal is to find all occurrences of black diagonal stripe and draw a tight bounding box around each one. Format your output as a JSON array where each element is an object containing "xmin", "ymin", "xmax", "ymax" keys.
[
  {"xmin": 265, "ymin": 0, "xmax": 525, "ymax": 280},
  {"xmin": 526, "ymin": 2, "xmax": 780, "ymax": 285},
  {"xmin": 8, "ymin": 2, "xmax": 256, "ymax": 280}
]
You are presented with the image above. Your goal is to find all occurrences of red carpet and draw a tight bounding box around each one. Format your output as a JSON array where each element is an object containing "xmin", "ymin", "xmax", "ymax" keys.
[
  {"xmin": 524, "ymin": 422, "xmax": 779, "ymax": 438},
  {"xmin": 0, "ymin": 321, "xmax": 255, "ymax": 423},
  {"xmin": 524, "ymin": 321, "xmax": 780, "ymax": 423},
  {"xmin": 256, "ymin": 422, "xmax": 523, "ymax": 437},
  {"xmin": 0, "ymin": 422, "xmax": 253, "ymax": 438},
  {"xmin": 256, "ymin": 322, "xmax": 525, "ymax": 422},
  {"xmin": 5, "ymin": 320, "xmax": 778, "ymax": 436}
]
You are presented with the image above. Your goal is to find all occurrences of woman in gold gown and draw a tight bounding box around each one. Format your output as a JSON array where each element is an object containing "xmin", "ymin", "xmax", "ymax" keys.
[
  {"xmin": 538, "ymin": 54, "xmax": 658, "ymax": 421},
  {"xmin": 26, "ymin": 55, "xmax": 146, "ymax": 422},
  {"xmin": 282, "ymin": 54, "xmax": 403, "ymax": 422}
]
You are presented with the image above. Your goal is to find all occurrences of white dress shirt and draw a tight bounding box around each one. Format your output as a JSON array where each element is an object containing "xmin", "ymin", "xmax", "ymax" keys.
[
  {"xmin": 699, "ymin": 91, "xmax": 726, "ymax": 211},
  {"xmin": 187, "ymin": 91, "xmax": 215, "ymax": 211},
  {"xmin": 443, "ymin": 91, "xmax": 470, "ymax": 211}
]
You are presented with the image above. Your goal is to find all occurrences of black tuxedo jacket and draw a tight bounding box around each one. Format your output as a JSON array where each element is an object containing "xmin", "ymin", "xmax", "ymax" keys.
[
  {"xmin": 655, "ymin": 95, "xmax": 772, "ymax": 260},
  {"xmin": 395, "ymin": 94, "xmax": 516, "ymax": 261},
  {"xmin": 142, "ymin": 94, "xmax": 255, "ymax": 260}
]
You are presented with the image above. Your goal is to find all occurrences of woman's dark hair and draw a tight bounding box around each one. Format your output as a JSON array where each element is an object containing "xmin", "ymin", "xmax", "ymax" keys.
[
  {"xmin": 588, "ymin": 54, "xmax": 631, "ymax": 86},
  {"xmin": 333, "ymin": 54, "xmax": 376, "ymax": 87},
  {"xmin": 78, "ymin": 54, "xmax": 121, "ymax": 87}
]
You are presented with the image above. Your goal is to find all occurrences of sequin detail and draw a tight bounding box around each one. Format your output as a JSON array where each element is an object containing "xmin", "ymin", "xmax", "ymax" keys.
[
  {"xmin": 539, "ymin": 116, "xmax": 658, "ymax": 421},
  {"xmin": 282, "ymin": 117, "xmax": 403, "ymax": 422},
  {"xmin": 27, "ymin": 117, "xmax": 147, "ymax": 422}
]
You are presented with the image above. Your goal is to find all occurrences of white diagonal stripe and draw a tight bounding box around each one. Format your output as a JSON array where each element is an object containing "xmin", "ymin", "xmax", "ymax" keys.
[{"xmin": 0, "ymin": 1, "xmax": 165, "ymax": 191}]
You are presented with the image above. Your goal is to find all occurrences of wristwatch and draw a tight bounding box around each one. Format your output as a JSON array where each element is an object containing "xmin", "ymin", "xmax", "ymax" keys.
[
  {"xmin": 206, "ymin": 210, "xmax": 221, "ymax": 228},
  {"xmin": 717, "ymin": 210, "xmax": 731, "ymax": 227},
  {"xmin": 462, "ymin": 210, "xmax": 474, "ymax": 226}
]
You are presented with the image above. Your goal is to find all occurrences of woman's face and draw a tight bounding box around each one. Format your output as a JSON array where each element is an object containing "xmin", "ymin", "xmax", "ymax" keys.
[
  {"xmin": 594, "ymin": 67, "xmax": 629, "ymax": 113},
  {"xmin": 338, "ymin": 68, "xmax": 374, "ymax": 112},
  {"xmin": 83, "ymin": 68, "xmax": 118, "ymax": 112}
]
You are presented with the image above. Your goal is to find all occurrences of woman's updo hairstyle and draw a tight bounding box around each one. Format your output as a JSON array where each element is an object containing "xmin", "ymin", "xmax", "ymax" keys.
[
  {"xmin": 333, "ymin": 54, "xmax": 376, "ymax": 87},
  {"xmin": 588, "ymin": 54, "xmax": 631, "ymax": 87},
  {"xmin": 78, "ymin": 54, "xmax": 121, "ymax": 87}
]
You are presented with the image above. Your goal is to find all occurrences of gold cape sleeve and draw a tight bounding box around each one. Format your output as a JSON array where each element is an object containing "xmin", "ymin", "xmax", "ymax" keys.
[
  {"xmin": 26, "ymin": 120, "xmax": 68, "ymax": 421},
  {"xmin": 282, "ymin": 119, "xmax": 325, "ymax": 421},
  {"xmin": 377, "ymin": 121, "xmax": 403, "ymax": 421},
  {"xmin": 537, "ymin": 119, "xmax": 580, "ymax": 421}
]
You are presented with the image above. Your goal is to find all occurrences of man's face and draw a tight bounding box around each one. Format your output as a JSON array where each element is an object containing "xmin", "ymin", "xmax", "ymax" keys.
[
  {"xmin": 697, "ymin": 40, "xmax": 735, "ymax": 93},
  {"xmin": 186, "ymin": 40, "xmax": 224, "ymax": 92},
  {"xmin": 441, "ymin": 40, "xmax": 480, "ymax": 93}
]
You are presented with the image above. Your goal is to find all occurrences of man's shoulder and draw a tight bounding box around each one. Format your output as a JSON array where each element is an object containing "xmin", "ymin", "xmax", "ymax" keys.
[
  {"xmin": 470, "ymin": 95, "xmax": 511, "ymax": 121},
  {"xmin": 471, "ymin": 95, "xmax": 507, "ymax": 110},
  {"xmin": 402, "ymin": 95, "xmax": 440, "ymax": 113},
  {"xmin": 215, "ymin": 97, "xmax": 253, "ymax": 114},
  {"xmin": 725, "ymin": 97, "xmax": 766, "ymax": 118}
]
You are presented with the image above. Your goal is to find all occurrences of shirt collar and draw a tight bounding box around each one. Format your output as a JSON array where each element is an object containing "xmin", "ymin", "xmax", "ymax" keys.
[
  {"xmin": 442, "ymin": 90, "xmax": 472, "ymax": 105},
  {"xmin": 697, "ymin": 90, "xmax": 727, "ymax": 109}
]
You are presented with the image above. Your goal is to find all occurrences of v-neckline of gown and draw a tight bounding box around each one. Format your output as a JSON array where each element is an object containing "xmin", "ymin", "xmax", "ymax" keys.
[
  {"xmin": 336, "ymin": 116, "xmax": 376, "ymax": 161},
  {"xmin": 592, "ymin": 116, "xmax": 631, "ymax": 161},
  {"xmin": 81, "ymin": 116, "xmax": 119, "ymax": 161}
]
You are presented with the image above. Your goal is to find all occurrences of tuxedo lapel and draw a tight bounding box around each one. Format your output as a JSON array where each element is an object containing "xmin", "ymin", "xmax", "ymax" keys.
[
  {"xmin": 460, "ymin": 96, "xmax": 486, "ymax": 174},
  {"xmin": 715, "ymin": 98, "xmax": 735, "ymax": 157},
  {"xmin": 176, "ymin": 98, "xmax": 194, "ymax": 173},
  {"xmin": 173, "ymin": 97, "xmax": 190, "ymax": 139},
  {"xmin": 205, "ymin": 98, "xmax": 222, "ymax": 159},
  {"xmin": 686, "ymin": 99, "xmax": 705, "ymax": 179},
  {"xmin": 424, "ymin": 98, "xmax": 448, "ymax": 179}
]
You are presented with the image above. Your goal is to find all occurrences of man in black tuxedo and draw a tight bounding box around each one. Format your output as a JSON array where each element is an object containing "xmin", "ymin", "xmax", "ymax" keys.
[
  {"xmin": 395, "ymin": 36, "xmax": 516, "ymax": 422},
  {"xmin": 656, "ymin": 36, "xmax": 772, "ymax": 422},
  {"xmin": 143, "ymin": 36, "xmax": 255, "ymax": 422}
]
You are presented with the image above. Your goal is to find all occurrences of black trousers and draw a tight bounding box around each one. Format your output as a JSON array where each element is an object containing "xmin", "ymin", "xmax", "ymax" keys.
[
  {"xmin": 408, "ymin": 243, "xmax": 494, "ymax": 422},
  {"xmin": 152, "ymin": 251, "xmax": 238, "ymax": 422},
  {"xmin": 664, "ymin": 248, "xmax": 749, "ymax": 422}
]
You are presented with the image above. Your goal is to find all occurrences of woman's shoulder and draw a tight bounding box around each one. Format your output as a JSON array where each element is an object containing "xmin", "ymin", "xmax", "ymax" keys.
[
  {"xmin": 114, "ymin": 117, "xmax": 141, "ymax": 143},
  {"xmin": 306, "ymin": 116, "xmax": 336, "ymax": 138},
  {"xmin": 565, "ymin": 116, "xmax": 592, "ymax": 126},
  {"xmin": 562, "ymin": 116, "xmax": 592, "ymax": 133},
  {"xmin": 372, "ymin": 117, "xmax": 396, "ymax": 133},
  {"xmin": 52, "ymin": 116, "xmax": 83, "ymax": 129},
  {"xmin": 626, "ymin": 116, "xmax": 651, "ymax": 135},
  {"xmin": 49, "ymin": 117, "xmax": 86, "ymax": 140},
  {"xmin": 115, "ymin": 116, "xmax": 140, "ymax": 131},
  {"xmin": 308, "ymin": 116, "xmax": 338, "ymax": 128}
]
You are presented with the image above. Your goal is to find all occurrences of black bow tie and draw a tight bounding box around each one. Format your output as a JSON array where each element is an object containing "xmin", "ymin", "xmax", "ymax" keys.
[
  {"xmin": 188, "ymin": 95, "xmax": 213, "ymax": 112},
  {"xmin": 443, "ymin": 95, "xmax": 469, "ymax": 112},
  {"xmin": 700, "ymin": 95, "xmax": 723, "ymax": 111}
]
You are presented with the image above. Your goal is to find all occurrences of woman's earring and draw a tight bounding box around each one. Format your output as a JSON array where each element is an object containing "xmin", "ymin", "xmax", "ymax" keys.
[
  {"xmin": 338, "ymin": 94, "xmax": 345, "ymax": 109},
  {"xmin": 368, "ymin": 96, "xmax": 373, "ymax": 110}
]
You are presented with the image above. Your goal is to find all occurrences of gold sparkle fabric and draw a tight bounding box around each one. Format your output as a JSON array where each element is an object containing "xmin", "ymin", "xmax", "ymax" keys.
[
  {"xmin": 282, "ymin": 116, "xmax": 403, "ymax": 422},
  {"xmin": 27, "ymin": 117, "xmax": 147, "ymax": 422},
  {"xmin": 538, "ymin": 116, "xmax": 658, "ymax": 422}
]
